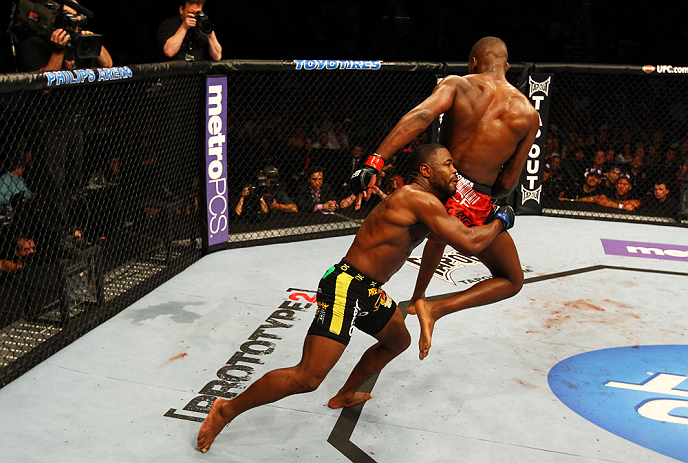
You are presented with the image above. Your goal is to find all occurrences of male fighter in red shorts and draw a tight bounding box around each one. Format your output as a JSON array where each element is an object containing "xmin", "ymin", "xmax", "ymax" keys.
[{"xmin": 351, "ymin": 36, "xmax": 540, "ymax": 360}]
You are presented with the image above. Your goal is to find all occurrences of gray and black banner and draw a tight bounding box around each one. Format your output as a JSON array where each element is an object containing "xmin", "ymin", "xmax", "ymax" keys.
[{"xmin": 516, "ymin": 73, "xmax": 552, "ymax": 214}]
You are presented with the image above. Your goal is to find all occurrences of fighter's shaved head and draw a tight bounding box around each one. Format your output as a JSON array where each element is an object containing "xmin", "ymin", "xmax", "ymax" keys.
[
  {"xmin": 469, "ymin": 36, "xmax": 508, "ymax": 62},
  {"xmin": 410, "ymin": 143, "xmax": 445, "ymax": 173}
]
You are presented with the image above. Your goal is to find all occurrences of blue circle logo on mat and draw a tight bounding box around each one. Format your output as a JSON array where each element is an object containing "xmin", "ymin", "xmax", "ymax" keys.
[{"xmin": 548, "ymin": 345, "xmax": 688, "ymax": 462}]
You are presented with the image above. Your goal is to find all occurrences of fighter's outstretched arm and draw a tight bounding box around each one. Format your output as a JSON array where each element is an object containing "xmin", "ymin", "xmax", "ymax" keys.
[
  {"xmin": 375, "ymin": 78, "xmax": 459, "ymax": 161},
  {"xmin": 352, "ymin": 78, "xmax": 460, "ymax": 209}
]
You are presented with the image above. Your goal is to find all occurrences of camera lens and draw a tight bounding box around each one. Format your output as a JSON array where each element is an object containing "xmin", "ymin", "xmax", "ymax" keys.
[{"xmin": 194, "ymin": 11, "xmax": 214, "ymax": 35}]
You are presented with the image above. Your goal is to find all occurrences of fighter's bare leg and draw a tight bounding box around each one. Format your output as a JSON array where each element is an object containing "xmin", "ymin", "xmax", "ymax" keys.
[
  {"xmin": 429, "ymin": 231, "xmax": 523, "ymax": 318},
  {"xmin": 411, "ymin": 232, "xmax": 523, "ymax": 359},
  {"xmin": 328, "ymin": 308, "xmax": 411, "ymax": 408},
  {"xmin": 197, "ymin": 335, "xmax": 345, "ymax": 453}
]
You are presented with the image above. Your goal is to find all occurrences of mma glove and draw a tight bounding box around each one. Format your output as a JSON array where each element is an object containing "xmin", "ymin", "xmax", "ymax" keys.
[
  {"xmin": 350, "ymin": 154, "xmax": 384, "ymax": 196},
  {"xmin": 494, "ymin": 205, "xmax": 515, "ymax": 231}
]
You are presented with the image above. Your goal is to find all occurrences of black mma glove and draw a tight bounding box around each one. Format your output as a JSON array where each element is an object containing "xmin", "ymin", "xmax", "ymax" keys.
[
  {"xmin": 494, "ymin": 205, "xmax": 515, "ymax": 231},
  {"xmin": 350, "ymin": 154, "xmax": 384, "ymax": 196}
]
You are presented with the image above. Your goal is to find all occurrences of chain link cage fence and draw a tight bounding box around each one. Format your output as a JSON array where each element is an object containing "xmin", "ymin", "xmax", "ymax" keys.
[
  {"xmin": 218, "ymin": 63, "xmax": 439, "ymax": 247},
  {"xmin": 539, "ymin": 66, "xmax": 688, "ymax": 224},
  {"xmin": 1, "ymin": 60, "xmax": 686, "ymax": 388},
  {"xmin": 0, "ymin": 64, "xmax": 205, "ymax": 387}
]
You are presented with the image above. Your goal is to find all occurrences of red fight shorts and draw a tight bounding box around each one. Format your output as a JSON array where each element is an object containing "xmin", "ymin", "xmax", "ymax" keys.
[{"xmin": 445, "ymin": 173, "xmax": 495, "ymax": 227}]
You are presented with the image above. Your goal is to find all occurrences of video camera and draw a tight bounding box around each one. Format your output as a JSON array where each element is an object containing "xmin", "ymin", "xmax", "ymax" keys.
[{"xmin": 13, "ymin": 0, "xmax": 103, "ymax": 59}]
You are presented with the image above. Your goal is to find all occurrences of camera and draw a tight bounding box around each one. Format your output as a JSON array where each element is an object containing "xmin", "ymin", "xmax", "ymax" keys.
[
  {"xmin": 14, "ymin": 0, "xmax": 103, "ymax": 59},
  {"xmin": 194, "ymin": 11, "xmax": 214, "ymax": 35}
]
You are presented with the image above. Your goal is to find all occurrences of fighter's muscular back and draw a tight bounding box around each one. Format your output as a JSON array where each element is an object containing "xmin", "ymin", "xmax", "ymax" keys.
[{"xmin": 437, "ymin": 73, "xmax": 539, "ymax": 197}]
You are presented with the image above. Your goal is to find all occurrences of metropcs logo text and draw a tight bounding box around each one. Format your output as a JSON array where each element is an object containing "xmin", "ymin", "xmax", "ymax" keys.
[
  {"xmin": 205, "ymin": 77, "xmax": 229, "ymax": 246},
  {"xmin": 601, "ymin": 239, "xmax": 688, "ymax": 262},
  {"xmin": 294, "ymin": 59, "xmax": 382, "ymax": 70}
]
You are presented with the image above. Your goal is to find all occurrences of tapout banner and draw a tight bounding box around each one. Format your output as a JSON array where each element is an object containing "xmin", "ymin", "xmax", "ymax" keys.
[{"xmin": 516, "ymin": 73, "xmax": 552, "ymax": 214}]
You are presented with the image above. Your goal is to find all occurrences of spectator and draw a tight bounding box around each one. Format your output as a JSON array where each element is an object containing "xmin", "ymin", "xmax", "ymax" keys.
[
  {"xmin": 628, "ymin": 154, "xmax": 649, "ymax": 194},
  {"xmin": 312, "ymin": 131, "xmax": 336, "ymax": 150},
  {"xmin": 599, "ymin": 165, "xmax": 623, "ymax": 198},
  {"xmin": 639, "ymin": 180, "xmax": 678, "ymax": 217},
  {"xmin": 0, "ymin": 236, "xmax": 36, "ymax": 274},
  {"xmin": 18, "ymin": 3, "xmax": 112, "ymax": 71},
  {"xmin": 559, "ymin": 167, "xmax": 604, "ymax": 202},
  {"xmin": 328, "ymin": 122, "xmax": 350, "ymax": 150},
  {"xmin": 561, "ymin": 148, "xmax": 587, "ymax": 185},
  {"xmin": 288, "ymin": 137, "xmax": 314, "ymax": 185},
  {"xmin": 295, "ymin": 167, "xmax": 341, "ymax": 213},
  {"xmin": 287, "ymin": 121, "xmax": 308, "ymax": 148},
  {"xmin": 542, "ymin": 158, "xmax": 565, "ymax": 205},
  {"xmin": 591, "ymin": 149, "xmax": 606, "ymax": 172},
  {"xmin": 260, "ymin": 166, "xmax": 297, "ymax": 213},
  {"xmin": 339, "ymin": 144, "xmax": 365, "ymax": 195},
  {"xmin": 0, "ymin": 157, "xmax": 33, "ymax": 206},
  {"xmin": 616, "ymin": 143, "xmax": 633, "ymax": 164},
  {"xmin": 157, "ymin": 0, "xmax": 222, "ymax": 62},
  {"xmin": 595, "ymin": 174, "xmax": 641, "ymax": 212}
]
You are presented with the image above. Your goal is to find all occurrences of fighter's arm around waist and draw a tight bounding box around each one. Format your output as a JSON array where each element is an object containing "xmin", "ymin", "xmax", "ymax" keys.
[
  {"xmin": 412, "ymin": 193, "xmax": 502, "ymax": 255},
  {"xmin": 375, "ymin": 76, "xmax": 463, "ymax": 161},
  {"xmin": 492, "ymin": 109, "xmax": 540, "ymax": 198}
]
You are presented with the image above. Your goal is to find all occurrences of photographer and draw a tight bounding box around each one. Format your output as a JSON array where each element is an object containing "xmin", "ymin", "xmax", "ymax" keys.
[
  {"xmin": 157, "ymin": 0, "xmax": 222, "ymax": 62},
  {"xmin": 259, "ymin": 166, "xmax": 297, "ymax": 214},
  {"xmin": 234, "ymin": 183, "xmax": 268, "ymax": 221},
  {"xmin": 18, "ymin": 2, "xmax": 112, "ymax": 71}
]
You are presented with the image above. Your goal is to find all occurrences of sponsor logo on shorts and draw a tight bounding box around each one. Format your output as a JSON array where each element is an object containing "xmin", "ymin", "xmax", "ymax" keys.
[
  {"xmin": 549, "ymin": 345, "xmax": 688, "ymax": 461},
  {"xmin": 294, "ymin": 59, "xmax": 382, "ymax": 70},
  {"xmin": 601, "ymin": 239, "xmax": 688, "ymax": 261}
]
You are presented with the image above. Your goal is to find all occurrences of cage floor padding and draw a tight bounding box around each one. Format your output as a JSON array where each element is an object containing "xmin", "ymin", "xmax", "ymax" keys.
[{"xmin": 1, "ymin": 216, "xmax": 687, "ymax": 463}]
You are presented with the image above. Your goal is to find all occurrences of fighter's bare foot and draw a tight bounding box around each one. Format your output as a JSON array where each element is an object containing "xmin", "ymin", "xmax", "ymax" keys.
[
  {"xmin": 197, "ymin": 398, "xmax": 234, "ymax": 453},
  {"xmin": 414, "ymin": 299, "xmax": 436, "ymax": 360},
  {"xmin": 327, "ymin": 391, "xmax": 373, "ymax": 409}
]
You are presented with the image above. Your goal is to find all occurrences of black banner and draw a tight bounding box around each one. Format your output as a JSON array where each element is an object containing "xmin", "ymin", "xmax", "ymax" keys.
[{"xmin": 516, "ymin": 72, "xmax": 552, "ymax": 214}]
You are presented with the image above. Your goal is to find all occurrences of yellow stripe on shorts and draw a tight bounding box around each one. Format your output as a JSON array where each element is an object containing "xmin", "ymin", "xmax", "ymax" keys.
[{"xmin": 330, "ymin": 272, "xmax": 353, "ymax": 335}]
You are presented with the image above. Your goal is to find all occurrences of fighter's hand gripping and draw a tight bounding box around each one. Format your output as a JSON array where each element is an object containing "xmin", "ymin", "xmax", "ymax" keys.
[
  {"xmin": 350, "ymin": 154, "xmax": 383, "ymax": 209},
  {"xmin": 494, "ymin": 205, "xmax": 515, "ymax": 231}
]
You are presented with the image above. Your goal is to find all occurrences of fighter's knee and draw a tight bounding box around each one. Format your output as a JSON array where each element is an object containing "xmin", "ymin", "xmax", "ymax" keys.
[
  {"xmin": 293, "ymin": 370, "xmax": 326, "ymax": 393},
  {"xmin": 508, "ymin": 274, "xmax": 523, "ymax": 297},
  {"xmin": 392, "ymin": 328, "xmax": 412, "ymax": 353}
]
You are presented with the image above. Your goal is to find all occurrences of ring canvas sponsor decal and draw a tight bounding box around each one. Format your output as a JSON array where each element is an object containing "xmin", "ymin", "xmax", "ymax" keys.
[
  {"xmin": 405, "ymin": 248, "xmax": 533, "ymax": 285},
  {"xmin": 165, "ymin": 289, "xmax": 315, "ymax": 422},
  {"xmin": 548, "ymin": 345, "xmax": 688, "ymax": 462},
  {"xmin": 601, "ymin": 239, "xmax": 688, "ymax": 261}
]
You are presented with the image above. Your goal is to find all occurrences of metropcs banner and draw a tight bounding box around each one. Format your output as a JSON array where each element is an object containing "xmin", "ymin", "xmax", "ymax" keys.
[
  {"xmin": 205, "ymin": 76, "xmax": 229, "ymax": 249},
  {"xmin": 516, "ymin": 73, "xmax": 552, "ymax": 214}
]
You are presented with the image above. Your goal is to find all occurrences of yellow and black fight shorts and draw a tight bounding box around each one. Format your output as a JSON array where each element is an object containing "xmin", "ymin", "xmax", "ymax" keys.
[{"xmin": 308, "ymin": 259, "xmax": 397, "ymax": 346}]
